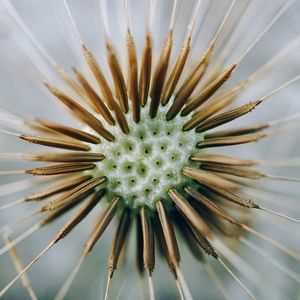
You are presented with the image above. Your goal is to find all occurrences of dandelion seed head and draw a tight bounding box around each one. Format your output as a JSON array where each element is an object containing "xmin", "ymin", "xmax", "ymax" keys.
[{"xmin": 0, "ymin": 0, "xmax": 300, "ymax": 299}]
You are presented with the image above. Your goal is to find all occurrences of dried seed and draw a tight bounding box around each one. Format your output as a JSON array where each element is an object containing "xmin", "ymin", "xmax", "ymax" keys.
[
  {"xmin": 141, "ymin": 207, "xmax": 155, "ymax": 274},
  {"xmin": 39, "ymin": 119, "xmax": 101, "ymax": 144},
  {"xmin": 181, "ymin": 64, "xmax": 237, "ymax": 116},
  {"xmin": 156, "ymin": 200, "xmax": 180, "ymax": 268},
  {"xmin": 139, "ymin": 33, "xmax": 152, "ymax": 107},
  {"xmin": 150, "ymin": 30, "xmax": 173, "ymax": 118},
  {"xmin": 26, "ymin": 175, "xmax": 91, "ymax": 201},
  {"xmin": 126, "ymin": 31, "xmax": 140, "ymax": 122},
  {"xmin": 195, "ymin": 100, "xmax": 262, "ymax": 133},
  {"xmin": 25, "ymin": 163, "xmax": 96, "ymax": 176},
  {"xmin": 197, "ymin": 134, "xmax": 266, "ymax": 148},
  {"xmin": 73, "ymin": 67, "xmax": 115, "ymax": 125},
  {"xmin": 108, "ymin": 209, "xmax": 131, "ymax": 276},
  {"xmin": 106, "ymin": 42, "xmax": 128, "ymax": 114},
  {"xmin": 45, "ymin": 84, "xmax": 115, "ymax": 141},
  {"xmin": 82, "ymin": 45, "xmax": 129, "ymax": 134},
  {"xmin": 162, "ymin": 36, "xmax": 191, "ymax": 105},
  {"xmin": 83, "ymin": 196, "xmax": 120, "ymax": 254},
  {"xmin": 166, "ymin": 44, "xmax": 214, "ymax": 121},
  {"xmin": 190, "ymin": 153, "xmax": 255, "ymax": 167},
  {"xmin": 20, "ymin": 135, "xmax": 90, "ymax": 151},
  {"xmin": 169, "ymin": 189, "xmax": 209, "ymax": 235}
]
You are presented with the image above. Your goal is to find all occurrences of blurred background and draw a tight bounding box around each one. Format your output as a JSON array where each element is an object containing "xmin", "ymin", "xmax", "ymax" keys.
[{"xmin": 0, "ymin": 0, "xmax": 300, "ymax": 299}]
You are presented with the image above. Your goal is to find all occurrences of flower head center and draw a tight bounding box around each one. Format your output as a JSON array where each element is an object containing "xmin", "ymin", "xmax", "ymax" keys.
[{"xmin": 92, "ymin": 103, "xmax": 199, "ymax": 211}]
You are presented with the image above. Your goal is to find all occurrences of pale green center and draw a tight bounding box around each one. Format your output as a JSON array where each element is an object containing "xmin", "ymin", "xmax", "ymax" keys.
[{"xmin": 91, "ymin": 102, "xmax": 200, "ymax": 211}]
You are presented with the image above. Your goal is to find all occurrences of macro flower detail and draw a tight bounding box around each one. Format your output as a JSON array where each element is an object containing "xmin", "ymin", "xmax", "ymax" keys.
[{"xmin": 0, "ymin": 0, "xmax": 300, "ymax": 299}]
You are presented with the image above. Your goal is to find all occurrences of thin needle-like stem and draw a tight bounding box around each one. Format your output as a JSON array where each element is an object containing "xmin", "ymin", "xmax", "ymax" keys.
[{"xmin": 217, "ymin": 258, "xmax": 256, "ymax": 300}]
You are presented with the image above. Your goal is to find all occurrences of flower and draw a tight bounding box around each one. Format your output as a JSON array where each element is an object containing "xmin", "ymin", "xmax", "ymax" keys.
[{"xmin": 0, "ymin": 0, "xmax": 300, "ymax": 299}]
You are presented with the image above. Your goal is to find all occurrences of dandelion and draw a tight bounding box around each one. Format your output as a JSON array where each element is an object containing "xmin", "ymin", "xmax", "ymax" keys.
[{"xmin": 0, "ymin": 0, "xmax": 300, "ymax": 299}]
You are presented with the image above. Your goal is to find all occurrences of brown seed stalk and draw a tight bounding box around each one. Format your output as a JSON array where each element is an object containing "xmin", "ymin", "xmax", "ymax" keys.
[
  {"xmin": 72, "ymin": 67, "xmax": 115, "ymax": 125},
  {"xmin": 156, "ymin": 200, "xmax": 180, "ymax": 269},
  {"xmin": 25, "ymin": 163, "xmax": 96, "ymax": 176},
  {"xmin": 83, "ymin": 196, "xmax": 120, "ymax": 255},
  {"xmin": 126, "ymin": 31, "xmax": 140, "ymax": 123},
  {"xmin": 40, "ymin": 177, "xmax": 106, "ymax": 212},
  {"xmin": 25, "ymin": 175, "xmax": 91, "ymax": 201},
  {"xmin": 181, "ymin": 64, "xmax": 237, "ymax": 116},
  {"xmin": 195, "ymin": 100, "xmax": 262, "ymax": 133},
  {"xmin": 161, "ymin": 36, "xmax": 191, "ymax": 105},
  {"xmin": 108, "ymin": 209, "xmax": 131, "ymax": 277},
  {"xmin": 190, "ymin": 153, "xmax": 255, "ymax": 167},
  {"xmin": 168, "ymin": 189, "xmax": 209, "ymax": 235},
  {"xmin": 82, "ymin": 45, "xmax": 129, "ymax": 134},
  {"xmin": 140, "ymin": 207, "xmax": 155, "ymax": 275},
  {"xmin": 149, "ymin": 30, "xmax": 173, "ymax": 119},
  {"xmin": 197, "ymin": 134, "xmax": 266, "ymax": 148},
  {"xmin": 20, "ymin": 135, "xmax": 90, "ymax": 151},
  {"xmin": 45, "ymin": 84, "xmax": 115, "ymax": 141},
  {"xmin": 37, "ymin": 119, "xmax": 101, "ymax": 144},
  {"xmin": 23, "ymin": 152, "xmax": 104, "ymax": 163},
  {"xmin": 139, "ymin": 33, "xmax": 152, "ymax": 107},
  {"xmin": 166, "ymin": 44, "xmax": 214, "ymax": 121},
  {"xmin": 106, "ymin": 42, "xmax": 128, "ymax": 114}
]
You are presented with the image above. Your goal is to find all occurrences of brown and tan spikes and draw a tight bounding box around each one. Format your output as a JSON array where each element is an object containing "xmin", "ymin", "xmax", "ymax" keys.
[
  {"xmin": 25, "ymin": 163, "xmax": 96, "ymax": 176},
  {"xmin": 149, "ymin": 30, "xmax": 173, "ymax": 118},
  {"xmin": 0, "ymin": 188, "xmax": 101, "ymax": 258},
  {"xmin": 104, "ymin": 208, "xmax": 131, "ymax": 300},
  {"xmin": 2, "ymin": 1, "xmax": 300, "ymax": 299},
  {"xmin": 22, "ymin": 152, "xmax": 104, "ymax": 163},
  {"xmin": 194, "ymin": 100, "xmax": 262, "ymax": 133},
  {"xmin": 53, "ymin": 189, "xmax": 106, "ymax": 242},
  {"xmin": 82, "ymin": 45, "xmax": 129, "ymax": 133},
  {"xmin": 58, "ymin": 67, "xmax": 87, "ymax": 100},
  {"xmin": 72, "ymin": 67, "xmax": 116, "ymax": 125},
  {"xmin": 107, "ymin": 209, "xmax": 131, "ymax": 277},
  {"xmin": 185, "ymin": 187, "xmax": 238, "ymax": 225},
  {"xmin": 139, "ymin": 32, "xmax": 152, "ymax": 107},
  {"xmin": 197, "ymin": 134, "xmax": 266, "ymax": 148},
  {"xmin": 25, "ymin": 175, "xmax": 92, "ymax": 202},
  {"xmin": 181, "ymin": 64, "xmax": 237, "ymax": 117},
  {"xmin": 45, "ymin": 84, "xmax": 115, "ymax": 141},
  {"xmin": 20, "ymin": 134, "xmax": 91, "ymax": 151},
  {"xmin": 105, "ymin": 42, "xmax": 128, "ymax": 114},
  {"xmin": 126, "ymin": 30, "xmax": 140, "ymax": 123},
  {"xmin": 135, "ymin": 214, "xmax": 144, "ymax": 275},
  {"xmin": 185, "ymin": 186, "xmax": 300, "ymax": 261},
  {"xmin": 190, "ymin": 153, "xmax": 256, "ymax": 167},
  {"xmin": 185, "ymin": 221, "xmax": 218, "ymax": 259},
  {"xmin": 166, "ymin": 44, "xmax": 214, "ymax": 121},
  {"xmin": 201, "ymin": 165, "xmax": 265, "ymax": 180},
  {"xmin": 183, "ymin": 167, "xmax": 239, "ymax": 191},
  {"xmin": 51, "ymin": 196, "xmax": 121, "ymax": 300},
  {"xmin": 0, "ymin": 175, "xmax": 86, "ymax": 210},
  {"xmin": 205, "ymin": 123, "xmax": 269, "ymax": 139},
  {"xmin": 156, "ymin": 200, "xmax": 180, "ymax": 270},
  {"xmin": 83, "ymin": 196, "xmax": 120, "ymax": 255},
  {"xmin": 182, "ymin": 88, "xmax": 239, "ymax": 131},
  {"xmin": 140, "ymin": 207, "xmax": 155, "ymax": 276},
  {"xmin": 40, "ymin": 176, "xmax": 105, "ymax": 212},
  {"xmin": 0, "ymin": 190, "xmax": 107, "ymax": 298},
  {"xmin": 37, "ymin": 119, "xmax": 101, "ymax": 144},
  {"xmin": 161, "ymin": 35, "xmax": 191, "ymax": 106},
  {"xmin": 175, "ymin": 216, "xmax": 205, "ymax": 262},
  {"xmin": 168, "ymin": 189, "xmax": 209, "ymax": 236}
]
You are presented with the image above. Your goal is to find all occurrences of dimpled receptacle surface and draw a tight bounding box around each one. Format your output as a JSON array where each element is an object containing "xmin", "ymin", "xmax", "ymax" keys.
[{"xmin": 92, "ymin": 103, "xmax": 201, "ymax": 211}]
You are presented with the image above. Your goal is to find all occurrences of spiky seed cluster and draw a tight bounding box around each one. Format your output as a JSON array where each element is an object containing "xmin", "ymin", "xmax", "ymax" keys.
[{"xmin": 0, "ymin": 1, "xmax": 300, "ymax": 299}]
